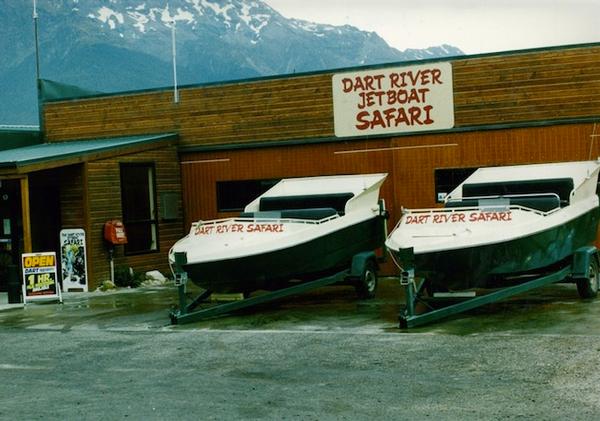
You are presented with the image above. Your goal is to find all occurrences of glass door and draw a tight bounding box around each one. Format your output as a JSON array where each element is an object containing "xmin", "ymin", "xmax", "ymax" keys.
[{"xmin": 0, "ymin": 179, "xmax": 22, "ymax": 292}]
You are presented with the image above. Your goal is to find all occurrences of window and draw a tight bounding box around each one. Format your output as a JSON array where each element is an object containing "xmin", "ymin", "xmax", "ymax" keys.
[
  {"xmin": 434, "ymin": 167, "xmax": 477, "ymax": 202},
  {"xmin": 120, "ymin": 164, "xmax": 158, "ymax": 254},
  {"xmin": 216, "ymin": 179, "xmax": 279, "ymax": 212}
]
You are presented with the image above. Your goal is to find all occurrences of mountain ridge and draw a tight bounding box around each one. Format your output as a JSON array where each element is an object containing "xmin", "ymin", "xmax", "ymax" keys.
[{"xmin": 0, "ymin": 0, "xmax": 464, "ymax": 124}]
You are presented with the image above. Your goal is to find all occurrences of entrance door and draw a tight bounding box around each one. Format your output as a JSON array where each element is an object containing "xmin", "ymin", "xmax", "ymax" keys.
[
  {"xmin": 0, "ymin": 180, "xmax": 22, "ymax": 292},
  {"xmin": 29, "ymin": 184, "xmax": 61, "ymax": 253}
]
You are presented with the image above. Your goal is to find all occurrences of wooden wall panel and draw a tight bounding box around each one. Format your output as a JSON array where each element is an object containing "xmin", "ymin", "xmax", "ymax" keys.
[
  {"xmin": 58, "ymin": 164, "xmax": 86, "ymax": 229},
  {"xmin": 86, "ymin": 145, "xmax": 183, "ymax": 288},
  {"xmin": 452, "ymin": 47, "xmax": 600, "ymax": 124},
  {"xmin": 43, "ymin": 45, "xmax": 600, "ymax": 149},
  {"xmin": 181, "ymin": 122, "xmax": 598, "ymax": 224}
]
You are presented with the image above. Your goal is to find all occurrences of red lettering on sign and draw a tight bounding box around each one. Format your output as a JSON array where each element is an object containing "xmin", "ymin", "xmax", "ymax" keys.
[
  {"xmin": 342, "ymin": 74, "xmax": 385, "ymax": 92},
  {"xmin": 388, "ymin": 69, "xmax": 444, "ymax": 89},
  {"xmin": 468, "ymin": 211, "xmax": 513, "ymax": 222},
  {"xmin": 405, "ymin": 215, "xmax": 432, "ymax": 224},
  {"xmin": 194, "ymin": 225, "xmax": 215, "ymax": 235},
  {"xmin": 246, "ymin": 223, "xmax": 285, "ymax": 233},
  {"xmin": 355, "ymin": 106, "xmax": 434, "ymax": 130},
  {"xmin": 195, "ymin": 223, "xmax": 286, "ymax": 235},
  {"xmin": 404, "ymin": 211, "xmax": 513, "ymax": 225}
]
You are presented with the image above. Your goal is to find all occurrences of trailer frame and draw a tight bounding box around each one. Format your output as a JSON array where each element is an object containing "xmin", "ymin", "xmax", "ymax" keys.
[
  {"xmin": 169, "ymin": 250, "xmax": 379, "ymax": 325},
  {"xmin": 398, "ymin": 246, "xmax": 600, "ymax": 328}
]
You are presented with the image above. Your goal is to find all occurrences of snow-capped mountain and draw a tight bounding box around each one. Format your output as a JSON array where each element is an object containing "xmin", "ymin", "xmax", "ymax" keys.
[{"xmin": 0, "ymin": 0, "xmax": 463, "ymax": 124}]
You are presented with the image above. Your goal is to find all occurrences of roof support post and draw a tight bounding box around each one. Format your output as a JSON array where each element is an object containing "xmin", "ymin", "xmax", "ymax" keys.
[{"xmin": 20, "ymin": 176, "xmax": 32, "ymax": 253}]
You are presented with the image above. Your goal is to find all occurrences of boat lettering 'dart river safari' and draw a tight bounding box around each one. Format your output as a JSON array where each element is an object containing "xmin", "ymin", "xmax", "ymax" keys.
[
  {"xmin": 169, "ymin": 174, "xmax": 388, "ymax": 293},
  {"xmin": 385, "ymin": 160, "xmax": 600, "ymax": 292}
]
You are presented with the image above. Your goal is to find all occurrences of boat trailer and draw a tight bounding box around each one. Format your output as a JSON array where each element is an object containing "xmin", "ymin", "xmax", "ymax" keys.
[
  {"xmin": 169, "ymin": 251, "xmax": 380, "ymax": 325},
  {"xmin": 398, "ymin": 246, "xmax": 600, "ymax": 328}
]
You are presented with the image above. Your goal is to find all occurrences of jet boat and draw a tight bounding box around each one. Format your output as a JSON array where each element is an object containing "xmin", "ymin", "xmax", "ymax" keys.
[
  {"xmin": 385, "ymin": 161, "xmax": 600, "ymax": 291},
  {"xmin": 169, "ymin": 173, "xmax": 388, "ymax": 293}
]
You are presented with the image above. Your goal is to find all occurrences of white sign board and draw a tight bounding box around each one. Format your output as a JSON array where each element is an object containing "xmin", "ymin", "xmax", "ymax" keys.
[
  {"xmin": 60, "ymin": 229, "xmax": 88, "ymax": 292},
  {"xmin": 332, "ymin": 62, "xmax": 454, "ymax": 137}
]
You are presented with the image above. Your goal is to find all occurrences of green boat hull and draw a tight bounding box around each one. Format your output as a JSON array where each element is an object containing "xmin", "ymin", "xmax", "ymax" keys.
[
  {"xmin": 395, "ymin": 207, "xmax": 600, "ymax": 290},
  {"xmin": 184, "ymin": 216, "xmax": 385, "ymax": 293}
]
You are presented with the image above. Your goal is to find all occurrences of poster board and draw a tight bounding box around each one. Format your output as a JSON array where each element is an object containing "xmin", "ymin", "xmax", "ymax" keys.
[
  {"xmin": 22, "ymin": 252, "xmax": 62, "ymax": 303},
  {"xmin": 60, "ymin": 229, "xmax": 88, "ymax": 292}
]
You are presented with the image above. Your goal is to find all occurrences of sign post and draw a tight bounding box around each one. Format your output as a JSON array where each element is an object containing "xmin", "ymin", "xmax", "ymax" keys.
[
  {"xmin": 60, "ymin": 228, "xmax": 88, "ymax": 292},
  {"xmin": 21, "ymin": 251, "xmax": 62, "ymax": 304}
]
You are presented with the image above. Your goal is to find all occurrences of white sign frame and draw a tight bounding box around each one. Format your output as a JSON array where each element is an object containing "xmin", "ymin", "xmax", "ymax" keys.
[
  {"xmin": 60, "ymin": 228, "xmax": 89, "ymax": 292},
  {"xmin": 332, "ymin": 62, "xmax": 454, "ymax": 137}
]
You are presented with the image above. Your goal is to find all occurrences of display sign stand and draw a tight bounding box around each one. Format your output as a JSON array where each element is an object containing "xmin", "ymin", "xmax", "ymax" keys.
[
  {"xmin": 60, "ymin": 229, "xmax": 89, "ymax": 292},
  {"xmin": 21, "ymin": 252, "xmax": 63, "ymax": 305}
]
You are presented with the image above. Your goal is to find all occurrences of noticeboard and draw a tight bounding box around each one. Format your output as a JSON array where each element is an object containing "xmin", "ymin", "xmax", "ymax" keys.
[
  {"xmin": 60, "ymin": 229, "xmax": 88, "ymax": 292},
  {"xmin": 22, "ymin": 252, "xmax": 62, "ymax": 303}
]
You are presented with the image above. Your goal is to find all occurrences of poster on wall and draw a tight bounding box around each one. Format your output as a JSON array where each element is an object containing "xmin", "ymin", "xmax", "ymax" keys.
[
  {"xmin": 22, "ymin": 251, "xmax": 62, "ymax": 303},
  {"xmin": 60, "ymin": 229, "xmax": 88, "ymax": 292},
  {"xmin": 332, "ymin": 62, "xmax": 454, "ymax": 137}
]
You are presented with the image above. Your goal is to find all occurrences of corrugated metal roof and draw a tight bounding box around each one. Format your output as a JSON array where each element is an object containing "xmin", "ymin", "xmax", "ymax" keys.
[{"xmin": 0, "ymin": 133, "xmax": 176, "ymax": 170}]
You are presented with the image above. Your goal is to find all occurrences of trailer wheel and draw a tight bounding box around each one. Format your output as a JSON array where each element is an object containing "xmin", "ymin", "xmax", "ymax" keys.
[
  {"xmin": 576, "ymin": 258, "xmax": 599, "ymax": 299},
  {"xmin": 355, "ymin": 259, "xmax": 378, "ymax": 299}
]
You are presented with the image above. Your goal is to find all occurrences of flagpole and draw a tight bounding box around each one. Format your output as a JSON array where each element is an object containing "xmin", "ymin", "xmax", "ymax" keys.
[
  {"xmin": 171, "ymin": 19, "xmax": 179, "ymax": 104},
  {"xmin": 33, "ymin": 0, "xmax": 40, "ymax": 81},
  {"xmin": 33, "ymin": 0, "xmax": 43, "ymax": 131}
]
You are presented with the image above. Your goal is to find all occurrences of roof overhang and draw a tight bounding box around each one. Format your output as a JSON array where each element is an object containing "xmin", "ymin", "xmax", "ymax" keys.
[{"xmin": 0, "ymin": 133, "xmax": 177, "ymax": 176}]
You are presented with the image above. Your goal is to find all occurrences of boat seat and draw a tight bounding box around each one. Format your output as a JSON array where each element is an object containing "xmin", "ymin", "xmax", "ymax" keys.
[
  {"xmin": 240, "ymin": 207, "xmax": 338, "ymax": 220},
  {"xmin": 259, "ymin": 193, "xmax": 355, "ymax": 214},
  {"xmin": 445, "ymin": 196, "xmax": 560, "ymax": 212},
  {"xmin": 510, "ymin": 196, "xmax": 561, "ymax": 212},
  {"xmin": 462, "ymin": 178, "xmax": 574, "ymax": 207}
]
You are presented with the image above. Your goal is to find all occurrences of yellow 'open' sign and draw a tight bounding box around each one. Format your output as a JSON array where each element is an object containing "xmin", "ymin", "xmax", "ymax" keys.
[{"xmin": 21, "ymin": 252, "xmax": 62, "ymax": 303}]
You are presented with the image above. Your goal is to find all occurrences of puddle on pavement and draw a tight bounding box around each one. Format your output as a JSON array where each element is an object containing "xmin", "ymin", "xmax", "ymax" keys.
[{"xmin": 2, "ymin": 280, "xmax": 600, "ymax": 335}]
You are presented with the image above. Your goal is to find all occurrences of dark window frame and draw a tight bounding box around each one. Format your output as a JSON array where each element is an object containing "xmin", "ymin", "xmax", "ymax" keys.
[
  {"xmin": 216, "ymin": 178, "xmax": 280, "ymax": 212},
  {"xmin": 434, "ymin": 167, "xmax": 478, "ymax": 203},
  {"xmin": 119, "ymin": 162, "xmax": 159, "ymax": 255}
]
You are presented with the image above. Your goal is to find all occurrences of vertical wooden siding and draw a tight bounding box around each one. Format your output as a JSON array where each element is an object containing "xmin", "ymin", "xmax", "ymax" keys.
[
  {"xmin": 86, "ymin": 145, "xmax": 183, "ymax": 288},
  {"xmin": 43, "ymin": 45, "xmax": 600, "ymax": 149}
]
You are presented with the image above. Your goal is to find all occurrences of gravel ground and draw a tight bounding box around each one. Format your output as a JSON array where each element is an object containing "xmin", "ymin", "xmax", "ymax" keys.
[{"xmin": 1, "ymin": 282, "xmax": 600, "ymax": 420}]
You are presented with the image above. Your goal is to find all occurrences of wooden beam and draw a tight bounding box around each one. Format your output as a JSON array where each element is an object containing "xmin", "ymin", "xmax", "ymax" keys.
[
  {"xmin": 20, "ymin": 176, "xmax": 32, "ymax": 253},
  {"xmin": 82, "ymin": 162, "xmax": 93, "ymax": 288}
]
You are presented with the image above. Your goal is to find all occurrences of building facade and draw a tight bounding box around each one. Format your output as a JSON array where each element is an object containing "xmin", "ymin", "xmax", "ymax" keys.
[{"xmin": 2, "ymin": 43, "xmax": 600, "ymax": 290}]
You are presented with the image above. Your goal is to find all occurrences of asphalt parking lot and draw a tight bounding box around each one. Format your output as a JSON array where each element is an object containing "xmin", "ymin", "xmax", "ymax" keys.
[{"xmin": 2, "ymin": 279, "xmax": 600, "ymax": 419}]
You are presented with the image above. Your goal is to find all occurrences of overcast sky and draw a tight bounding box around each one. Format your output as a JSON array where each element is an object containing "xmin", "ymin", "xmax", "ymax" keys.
[{"xmin": 265, "ymin": 0, "xmax": 600, "ymax": 55}]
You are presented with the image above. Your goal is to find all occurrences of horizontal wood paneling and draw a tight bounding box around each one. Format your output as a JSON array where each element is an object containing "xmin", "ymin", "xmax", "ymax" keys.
[
  {"xmin": 86, "ymin": 145, "xmax": 184, "ymax": 289},
  {"xmin": 452, "ymin": 47, "xmax": 600, "ymax": 124},
  {"xmin": 43, "ymin": 45, "xmax": 600, "ymax": 149}
]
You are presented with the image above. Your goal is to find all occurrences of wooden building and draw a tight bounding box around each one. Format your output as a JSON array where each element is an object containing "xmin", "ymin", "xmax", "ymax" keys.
[
  {"xmin": 2, "ymin": 42, "xmax": 600, "ymax": 290},
  {"xmin": 0, "ymin": 134, "xmax": 181, "ymax": 293}
]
